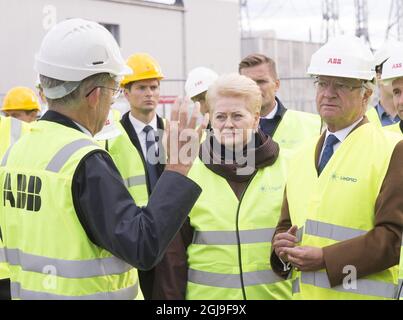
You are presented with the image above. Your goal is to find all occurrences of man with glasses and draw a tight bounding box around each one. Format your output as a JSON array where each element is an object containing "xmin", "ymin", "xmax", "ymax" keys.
[
  {"xmin": 0, "ymin": 19, "xmax": 207, "ymax": 300},
  {"xmin": 366, "ymin": 41, "xmax": 403, "ymax": 127},
  {"xmin": 239, "ymin": 53, "xmax": 322, "ymax": 153},
  {"xmin": 271, "ymin": 35, "xmax": 403, "ymax": 300}
]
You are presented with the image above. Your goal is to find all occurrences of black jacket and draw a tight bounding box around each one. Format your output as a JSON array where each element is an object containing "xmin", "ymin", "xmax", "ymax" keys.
[
  {"xmin": 259, "ymin": 97, "xmax": 287, "ymax": 138},
  {"xmin": 42, "ymin": 111, "xmax": 201, "ymax": 272}
]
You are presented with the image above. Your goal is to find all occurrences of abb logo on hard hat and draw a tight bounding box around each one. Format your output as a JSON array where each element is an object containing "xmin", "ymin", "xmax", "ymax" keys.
[
  {"xmin": 195, "ymin": 80, "xmax": 204, "ymax": 87},
  {"xmin": 328, "ymin": 58, "xmax": 342, "ymax": 65},
  {"xmin": 392, "ymin": 63, "xmax": 403, "ymax": 69}
]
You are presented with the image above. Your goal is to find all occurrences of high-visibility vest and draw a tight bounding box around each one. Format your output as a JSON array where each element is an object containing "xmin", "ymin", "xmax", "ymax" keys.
[
  {"xmin": 272, "ymin": 110, "xmax": 321, "ymax": 153},
  {"xmin": 397, "ymin": 236, "xmax": 403, "ymax": 300},
  {"xmin": 286, "ymin": 123, "xmax": 402, "ymax": 300},
  {"xmin": 0, "ymin": 120, "xmax": 138, "ymax": 299},
  {"xmin": 366, "ymin": 106, "xmax": 383, "ymax": 127},
  {"xmin": 186, "ymin": 155, "xmax": 292, "ymax": 300},
  {"xmin": 0, "ymin": 116, "xmax": 29, "ymax": 281},
  {"xmin": 384, "ymin": 122, "xmax": 402, "ymax": 134},
  {"xmin": 107, "ymin": 122, "xmax": 149, "ymax": 206}
]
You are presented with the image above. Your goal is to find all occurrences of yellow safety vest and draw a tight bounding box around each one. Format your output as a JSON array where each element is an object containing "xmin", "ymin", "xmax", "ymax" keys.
[
  {"xmin": 0, "ymin": 121, "xmax": 138, "ymax": 299},
  {"xmin": 273, "ymin": 110, "xmax": 321, "ymax": 154},
  {"xmin": 107, "ymin": 122, "xmax": 149, "ymax": 206},
  {"xmin": 186, "ymin": 155, "xmax": 292, "ymax": 300},
  {"xmin": 398, "ymin": 236, "xmax": 403, "ymax": 300},
  {"xmin": 366, "ymin": 106, "xmax": 383, "ymax": 127},
  {"xmin": 0, "ymin": 116, "xmax": 29, "ymax": 281},
  {"xmin": 384, "ymin": 122, "xmax": 402, "ymax": 134},
  {"xmin": 286, "ymin": 123, "xmax": 402, "ymax": 300}
]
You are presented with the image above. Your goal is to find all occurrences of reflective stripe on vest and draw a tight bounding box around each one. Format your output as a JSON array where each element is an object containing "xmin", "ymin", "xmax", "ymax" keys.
[
  {"xmin": 5, "ymin": 248, "xmax": 132, "ymax": 278},
  {"xmin": 188, "ymin": 269, "xmax": 284, "ymax": 289},
  {"xmin": 10, "ymin": 118, "xmax": 22, "ymax": 146},
  {"xmin": 192, "ymin": 228, "xmax": 276, "ymax": 245},
  {"xmin": 304, "ymin": 219, "xmax": 366, "ymax": 242},
  {"xmin": 0, "ymin": 247, "xmax": 5, "ymax": 263},
  {"xmin": 11, "ymin": 282, "xmax": 138, "ymax": 300},
  {"xmin": 46, "ymin": 139, "xmax": 97, "ymax": 172},
  {"xmin": 124, "ymin": 175, "xmax": 147, "ymax": 188},
  {"xmin": 299, "ymin": 271, "xmax": 396, "ymax": 299},
  {"xmin": 292, "ymin": 278, "xmax": 300, "ymax": 294},
  {"xmin": 1, "ymin": 118, "xmax": 23, "ymax": 166},
  {"xmin": 397, "ymin": 280, "xmax": 403, "ymax": 300}
]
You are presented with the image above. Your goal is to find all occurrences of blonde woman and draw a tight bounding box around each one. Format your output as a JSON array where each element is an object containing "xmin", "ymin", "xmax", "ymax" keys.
[{"xmin": 158, "ymin": 74, "xmax": 292, "ymax": 300}]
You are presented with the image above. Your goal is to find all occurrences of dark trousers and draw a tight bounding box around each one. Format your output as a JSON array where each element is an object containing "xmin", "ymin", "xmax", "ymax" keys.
[{"xmin": 0, "ymin": 279, "xmax": 11, "ymax": 300}]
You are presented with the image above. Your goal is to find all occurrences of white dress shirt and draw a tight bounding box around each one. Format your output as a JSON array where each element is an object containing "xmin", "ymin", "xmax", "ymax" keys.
[
  {"xmin": 319, "ymin": 117, "xmax": 364, "ymax": 164},
  {"xmin": 261, "ymin": 100, "xmax": 278, "ymax": 120},
  {"xmin": 129, "ymin": 112, "xmax": 158, "ymax": 158},
  {"xmin": 74, "ymin": 121, "xmax": 92, "ymax": 137}
]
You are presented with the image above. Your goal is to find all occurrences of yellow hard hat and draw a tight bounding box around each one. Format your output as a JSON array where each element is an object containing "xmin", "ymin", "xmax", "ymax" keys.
[
  {"xmin": 121, "ymin": 53, "xmax": 164, "ymax": 87},
  {"xmin": 2, "ymin": 87, "xmax": 41, "ymax": 112}
]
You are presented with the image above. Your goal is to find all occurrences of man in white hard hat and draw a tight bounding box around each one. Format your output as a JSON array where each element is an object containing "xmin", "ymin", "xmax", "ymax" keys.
[
  {"xmin": 185, "ymin": 67, "xmax": 219, "ymax": 116},
  {"xmin": 366, "ymin": 41, "xmax": 403, "ymax": 127},
  {"xmin": 0, "ymin": 18, "xmax": 207, "ymax": 300},
  {"xmin": 271, "ymin": 35, "xmax": 403, "ymax": 300},
  {"xmin": 239, "ymin": 54, "xmax": 322, "ymax": 153},
  {"xmin": 381, "ymin": 47, "xmax": 403, "ymax": 300},
  {"xmin": 381, "ymin": 49, "xmax": 403, "ymax": 134}
]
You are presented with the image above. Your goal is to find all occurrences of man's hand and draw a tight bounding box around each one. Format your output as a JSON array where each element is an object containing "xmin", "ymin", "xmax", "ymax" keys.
[
  {"xmin": 282, "ymin": 246, "xmax": 325, "ymax": 272},
  {"xmin": 165, "ymin": 98, "xmax": 209, "ymax": 176},
  {"xmin": 272, "ymin": 226, "xmax": 298, "ymax": 261}
]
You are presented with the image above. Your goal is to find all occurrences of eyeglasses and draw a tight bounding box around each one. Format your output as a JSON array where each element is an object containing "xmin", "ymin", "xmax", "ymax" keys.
[
  {"xmin": 85, "ymin": 86, "xmax": 122, "ymax": 100},
  {"xmin": 314, "ymin": 78, "xmax": 363, "ymax": 94}
]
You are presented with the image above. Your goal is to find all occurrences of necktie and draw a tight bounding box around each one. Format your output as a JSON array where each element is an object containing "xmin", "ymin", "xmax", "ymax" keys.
[
  {"xmin": 318, "ymin": 134, "xmax": 339, "ymax": 175},
  {"xmin": 143, "ymin": 125, "xmax": 159, "ymax": 190}
]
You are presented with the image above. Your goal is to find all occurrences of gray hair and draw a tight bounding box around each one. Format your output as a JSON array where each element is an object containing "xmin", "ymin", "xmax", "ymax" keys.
[
  {"xmin": 39, "ymin": 73, "xmax": 114, "ymax": 108},
  {"xmin": 361, "ymin": 79, "xmax": 375, "ymax": 96}
]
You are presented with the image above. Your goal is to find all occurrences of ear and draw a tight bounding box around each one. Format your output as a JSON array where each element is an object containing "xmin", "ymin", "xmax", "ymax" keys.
[
  {"xmin": 124, "ymin": 87, "xmax": 132, "ymax": 99},
  {"xmin": 86, "ymin": 87, "xmax": 101, "ymax": 110},
  {"xmin": 363, "ymin": 88, "xmax": 373, "ymax": 103},
  {"xmin": 275, "ymin": 79, "xmax": 281, "ymax": 92}
]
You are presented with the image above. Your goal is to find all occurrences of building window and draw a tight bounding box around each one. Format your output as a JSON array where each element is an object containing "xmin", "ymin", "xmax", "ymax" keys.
[{"xmin": 100, "ymin": 23, "xmax": 121, "ymax": 45}]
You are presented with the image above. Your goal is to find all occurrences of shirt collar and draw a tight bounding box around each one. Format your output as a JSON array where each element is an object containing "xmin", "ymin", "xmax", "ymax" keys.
[
  {"xmin": 129, "ymin": 112, "xmax": 158, "ymax": 135},
  {"xmin": 325, "ymin": 117, "xmax": 364, "ymax": 144},
  {"xmin": 262, "ymin": 100, "xmax": 278, "ymax": 120},
  {"xmin": 73, "ymin": 121, "xmax": 92, "ymax": 137},
  {"xmin": 376, "ymin": 102, "xmax": 400, "ymax": 122}
]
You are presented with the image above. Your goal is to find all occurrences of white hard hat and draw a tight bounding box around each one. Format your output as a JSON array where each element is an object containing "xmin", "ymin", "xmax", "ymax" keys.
[
  {"xmin": 185, "ymin": 67, "xmax": 219, "ymax": 98},
  {"xmin": 380, "ymin": 47, "xmax": 403, "ymax": 82},
  {"xmin": 35, "ymin": 18, "xmax": 131, "ymax": 83},
  {"xmin": 307, "ymin": 35, "xmax": 375, "ymax": 80},
  {"xmin": 374, "ymin": 40, "xmax": 403, "ymax": 67},
  {"xmin": 94, "ymin": 109, "xmax": 122, "ymax": 141}
]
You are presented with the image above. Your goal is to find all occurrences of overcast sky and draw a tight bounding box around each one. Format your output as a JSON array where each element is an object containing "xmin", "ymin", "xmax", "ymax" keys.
[
  {"xmin": 147, "ymin": 0, "xmax": 396, "ymax": 49},
  {"xmin": 243, "ymin": 0, "xmax": 395, "ymax": 48}
]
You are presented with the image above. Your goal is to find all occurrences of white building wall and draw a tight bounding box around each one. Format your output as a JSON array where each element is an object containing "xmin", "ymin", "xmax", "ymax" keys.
[{"xmin": 0, "ymin": 0, "xmax": 241, "ymax": 112}]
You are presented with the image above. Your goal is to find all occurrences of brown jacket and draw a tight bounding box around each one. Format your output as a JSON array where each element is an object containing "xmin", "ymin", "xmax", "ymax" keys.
[
  {"xmin": 271, "ymin": 118, "xmax": 403, "ymax": 287},
  {"xmin": 155, "ymin": 130, "xmax": 280, "ymax": 299}
]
